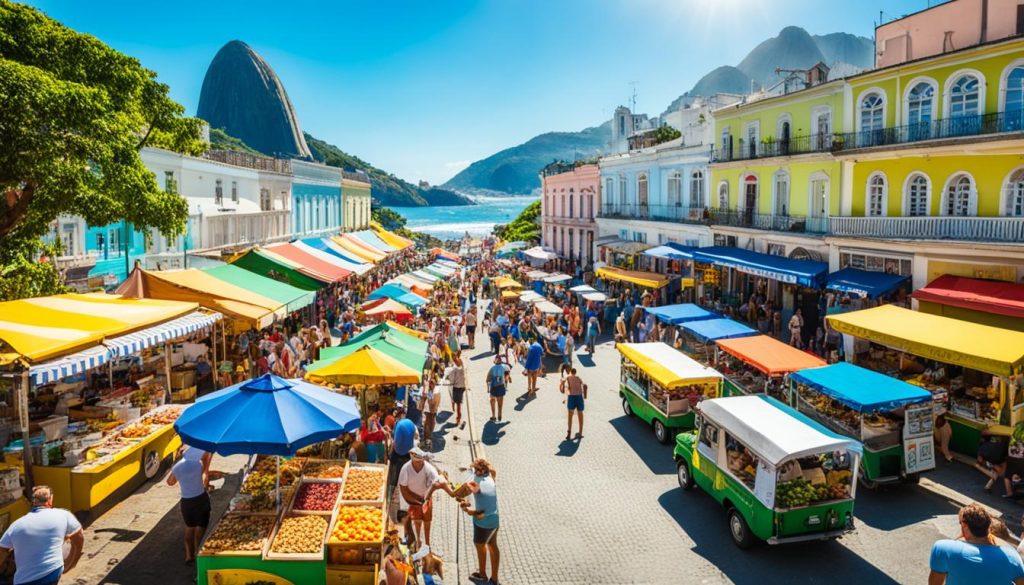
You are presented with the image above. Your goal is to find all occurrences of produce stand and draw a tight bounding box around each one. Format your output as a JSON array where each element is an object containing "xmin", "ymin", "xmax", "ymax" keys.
[
  {"xmin": 617, "ymin": 342, "xmax": 723, "ymax": 443},
  {"xmin": 673, "ymin": 395, "xmax": 862, "ymax": 548},
  {"xmin": 713, "ymin": 335, "xmax": 825, "ymax": 400},
  {"xmin": 827, "ymin": 305, "xmax": 1024, "ymax": 456},
  {"xmin": 677, "ymin": 318, "xmax": 758, "ymax": 365},
  {"xmin": 790, "ymin": 363, "xmax": 935, "ymax": 486}
]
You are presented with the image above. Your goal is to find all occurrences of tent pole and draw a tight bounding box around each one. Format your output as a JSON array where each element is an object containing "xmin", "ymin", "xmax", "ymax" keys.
[
  {"xmin": 212, "ymin": 322, "xmax": 219, "ymax": 391},
  {"xmin": 19, "ymin": 370, "xmax": 34, "ymax": 494},
  {"xmin": 275, "ymin": 456, "xmax": 281, "ymax": 510},
  {"xmin": 221, "ymin": 322, "xmax": 227, "ymax": 371},
  {"xmin": 164, "ymin": 342, "xmax": 173, "ymax": 404}
]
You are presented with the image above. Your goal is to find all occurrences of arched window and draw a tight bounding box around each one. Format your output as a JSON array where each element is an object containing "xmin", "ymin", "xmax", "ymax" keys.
[
  {"xmin": 637, "ymin": 174, "xmax": 649, "ymax": 209},
  {"xmin": 666, "ymin": 171, "xmax": 682, "ymax": 207},
  {"xmin": 604, "ymin": 178, "xmax": 614, "ymax": 210},
  {"xmin": 717, "ymin": 181, "xmax": 729, "ymax": 209},
  {"xmin": 1004, "ymin": 66, "xmax": 1024, "ymax": 131},
  {"xmin": 772, "ymin": 171, "xmax": 789, "ymax": 216},
  {"xmin": 905, "ymin": 173, "xmax": 930, "ymax": 217},
  {"xmin": 907, "ymin": 82, "xmax": 935, "ymax": 140},
  {"xmin": 860, "ymin": 92, "xmax": 884, "ymax": 146},
  {"xmin": 742, "ymin": 175, "xmax": 758, "ymax": 225},
  {"xmin": 949, "ymin": 75, "xmax": 981, "ymax": 118},
  {"xmin": 943, "ymin": 173, "xmax": 976, "ymax": 216},
  {"xmin": 618, "ymin": 175, "xmax": 627, "ymax": 206},
  {"xmin": 690, "ymin": 170, "xmax": 705, "ymax": 208},
  {"xmin": 1004, "ymin": 168, "xmax": 1024, "ymax": 216},
  {"xmin": 867, "ymin": 173, "xmax": 887, "ymax": 217},
  {"xmin": 568, "ymin": 188, "xmax": 575, "ymax": 218}
]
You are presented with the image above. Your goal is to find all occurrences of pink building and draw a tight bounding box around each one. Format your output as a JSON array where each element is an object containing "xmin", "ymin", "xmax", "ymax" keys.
[
  {"xmin": 540, "ymin": 162, "xmax": 600, "ymax": 266},
  {"xmin": 876, "ymin": 0, "xmax": 1024, "ymax": 68}
]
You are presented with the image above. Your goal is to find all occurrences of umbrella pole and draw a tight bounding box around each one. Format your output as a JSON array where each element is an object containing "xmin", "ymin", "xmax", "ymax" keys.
[{"xmin": 276, "ymin": 456, "xmax": 281, "ymax": 511}]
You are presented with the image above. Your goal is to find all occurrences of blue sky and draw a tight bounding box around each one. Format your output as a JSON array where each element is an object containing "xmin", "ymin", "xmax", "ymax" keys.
[{"xmin": 28, "ymin": 0, "xmax": 927, "ymax": 185}]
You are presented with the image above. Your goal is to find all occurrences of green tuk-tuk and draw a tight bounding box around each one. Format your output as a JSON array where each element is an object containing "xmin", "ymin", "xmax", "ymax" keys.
[{"xmin": 673, "ymin": 395, "xmax": 862, "ymax": 548}]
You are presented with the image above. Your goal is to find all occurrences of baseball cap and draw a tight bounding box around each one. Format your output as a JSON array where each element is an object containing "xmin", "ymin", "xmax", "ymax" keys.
[{"xmin": 409, "ymin": 447, "xmax": 432, "ymax": 461}]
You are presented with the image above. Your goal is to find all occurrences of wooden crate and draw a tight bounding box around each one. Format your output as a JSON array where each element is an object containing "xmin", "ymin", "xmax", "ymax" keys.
[
  {"xmin": 198, "ymin": 512, "xmax": 277, "ymax": 557},
  {"xmin": 262, "ymin": 513, "xmax": 329, "ymax": 562},
  {"xmin": 289, "ymin": 479, "xmax": 343, "ymax": 515},
  {"xmin": 301, "ymin": 459, "xmax": 348, "ymax": 482},
  {"xmin": 339, "ymin": 463, "xmax": 386, "ymax": 504},
  {"xmin": 326, "ymin": 502, "xmax": 384, "ymax": 567},
  {"xmin": 325, "ymin": 564, "xmax": 379, "ymax": 585}
]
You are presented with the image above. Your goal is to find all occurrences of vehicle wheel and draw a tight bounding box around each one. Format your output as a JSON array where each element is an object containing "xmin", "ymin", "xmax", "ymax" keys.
[
  {"xmin": 654, "ymin": 419, "xmax": 669, "ymax": 444},
  {"xmin": 622, "ymin": 397, "xmax": 633, "ymax": 417},
  {"xmin": 728, "ymin": 508, "xmax": 756, "ymax": 549},
  {"xmin": 677, "ymin": 460, "xmax": 694, "ymax": 491},
  {"xmin": 903, "ymin": 473, "xmax": 920, "ymax": 485},
  {"xmin": 142, "ymin": 451, "xmax": 161, "ymax": 481}
]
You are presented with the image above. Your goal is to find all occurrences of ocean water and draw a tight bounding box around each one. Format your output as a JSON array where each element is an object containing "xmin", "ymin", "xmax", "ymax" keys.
[{"xmin": 393, "ymin": 195, "xmax": 537, "ymax": 241}]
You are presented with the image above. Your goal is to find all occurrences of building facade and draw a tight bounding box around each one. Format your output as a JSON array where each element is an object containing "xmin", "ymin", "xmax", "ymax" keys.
[
  {"xmin": 341, "ymin": 171, "xmax": 373, "ymax": 231},
  {"xmin": 291, "ymin": 160, "xmax": 344, "ymax": 238},
  {"xmin": 540, "ymin": 163, "xmax": 601, "ymax": 265}
]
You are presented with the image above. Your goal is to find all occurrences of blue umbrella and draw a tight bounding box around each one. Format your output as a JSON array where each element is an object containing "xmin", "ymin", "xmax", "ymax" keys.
[{"xmin": 174, "ymin": 373, "xmax": 361, "ymax": 456}]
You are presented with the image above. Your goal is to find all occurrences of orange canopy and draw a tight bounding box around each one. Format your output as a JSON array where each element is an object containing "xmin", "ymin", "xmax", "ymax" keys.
[{"xmin": 715, "ymin": 334, "xmax": 825, "ymax": 376}]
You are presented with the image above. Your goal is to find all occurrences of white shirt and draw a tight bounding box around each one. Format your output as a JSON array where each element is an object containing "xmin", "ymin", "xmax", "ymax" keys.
[{"xmin": 398, "ymin": 461, "xmax": 439, "ymax": 502}]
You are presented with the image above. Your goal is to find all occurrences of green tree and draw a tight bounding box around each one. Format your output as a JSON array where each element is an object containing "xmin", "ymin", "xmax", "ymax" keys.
[
  {"xmin": 494, "ymin": 200, "xmax": 541, "ymax": 242},
  {"xmin": 0, "ymin": 1, "xmax": 204, "ymax": 298}
]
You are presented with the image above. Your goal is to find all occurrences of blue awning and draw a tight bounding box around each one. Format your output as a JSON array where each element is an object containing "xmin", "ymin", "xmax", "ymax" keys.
[
  {"xmin": 301, "ymin": 238, "xmax": 366, "ymax": 267},
  {"xmin": 790, "ymin": 362, "xmax": 933, "ymax": 413},
  {"xmin": 826, "ymin": 268, "xmax": 908, "ymax": 299},
  {"xmin": 679, "ymin": 318, "xmax": 758, "ymax": 343},
  {"xmin": 643, "ymin": 243, "xmax": 696, "ymax": 260},
  {"xmin": 644, "ymin": 303, "xmax": 714, "ymax": 324},
  {"xmin": 692, "ymin": 246, "xmax": 828, "ymax": 288}
]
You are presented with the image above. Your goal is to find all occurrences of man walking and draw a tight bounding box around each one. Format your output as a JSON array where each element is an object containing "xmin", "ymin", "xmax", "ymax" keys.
[
  {"xmin": 560, "ymin": 367, "xmax": 588, "ymax": 440},
  {"xmin": 524, "ymin": 337, "xmax": 543, "ymax": 395},
  {"xmin": 928, "ymin": 503, "xmax": 1024, "ymax": 584},
  {"xmin": 486, "ymin": 356, "xmax": 511, "ymax": 422},
  {"xmin": 387, "ymin": 407, "xmax": 417, "ymax": 496},
  {"xmin": 446, "ymin": 356, "xmax": 467, "ymax": 427},
  {"xmin": 0, "ymin": 486, "xmax": 84, "ymax": 585}
]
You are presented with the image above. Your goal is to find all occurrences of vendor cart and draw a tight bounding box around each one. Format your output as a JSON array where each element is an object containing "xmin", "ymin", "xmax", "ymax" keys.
[
  {"xmin": 618, "ymin": 342, "xmax": 723, "ymax": 443},
  {"xmin": 790, "ymin": 363, "xmax": 935, "ymax": 488},
  {"xmin": 713, "ymin": 335, "xmax": 825, "ymax": 400},
  {"xmin": 673, "ymin": 395, "xmax": 861, "ymax": 548}
]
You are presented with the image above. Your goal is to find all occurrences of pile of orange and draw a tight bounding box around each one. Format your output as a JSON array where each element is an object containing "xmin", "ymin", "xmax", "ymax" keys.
[{"xmin": 330, "ymin": 506, "xmax": 383, "ymax": 543}]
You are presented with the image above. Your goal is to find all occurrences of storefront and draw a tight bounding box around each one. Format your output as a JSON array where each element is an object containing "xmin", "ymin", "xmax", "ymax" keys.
[
  {"xmin": 713, "ymin": 335, "xmax": 826, "ymax": 400},
  {"xmin": 825, "ymin": 268, "xmax": 909, "ymax": 303},
  {"xmin": 595, "ymin": 266, "xmax": 679, "ymax": 307},
  {"xmin": 790, "ymin": 363, "xmax": 935, "ymax": 487},
  {"xmin": 827, "ymin": 305, "xmax": 1024, "ymax": 456}
]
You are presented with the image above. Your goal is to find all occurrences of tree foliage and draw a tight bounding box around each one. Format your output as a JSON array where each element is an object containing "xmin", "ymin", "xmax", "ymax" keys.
[
  {"xmin": 0, "ymin": 0, "xmax": 204, "ymax": 276},
  {"xmin": 209, "ymin": 127, "xmax": 263, "ymax": 155},
  {"xmin": 651, "ymin": 125, "xmax": 682, "ymax": 145},
  {"xmin": 494, "ymin": 200, "xmax": 541, "ymax": 243}
]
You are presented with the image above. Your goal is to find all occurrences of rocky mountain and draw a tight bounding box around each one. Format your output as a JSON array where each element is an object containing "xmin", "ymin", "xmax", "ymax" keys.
[
  {"xmin": 660, "ymin": 27, "xmax": 873, "ymax": 117},
  {"xmin": 198, "ymin": 40, "xmax": 312, "ymax": 159},
  {"xmin": 443, "ymin": 122, "xmax": 611, "ymax": 195}
]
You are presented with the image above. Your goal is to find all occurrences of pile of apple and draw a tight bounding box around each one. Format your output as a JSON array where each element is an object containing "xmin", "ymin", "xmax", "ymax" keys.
[
  {"xmin": 304, "ymin": 462, "xmax": 346, "ymax": 479},
  {"xmin": 292, "ymin": 482, "xmax": 339, "ymax": 511},
  {"xmin": 341, "ymin": 468, "xmax": 384, "ymax": 501},
  {"xmin": 330, "ymin": 506, "xmax": 383, "ymax": 543},
  {"xmin": 271, "ymin": 515, "xmax": 327, "ymax": 554}
]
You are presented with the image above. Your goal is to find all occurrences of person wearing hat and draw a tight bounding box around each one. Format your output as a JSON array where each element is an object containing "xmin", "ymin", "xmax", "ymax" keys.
[
  {"xmin": 461, "ymin": 458, "xmax": 500, "ymax": 585},
  {"xmin": 398, "ymin": 448, "xmax": 454, "ymax": 549}
]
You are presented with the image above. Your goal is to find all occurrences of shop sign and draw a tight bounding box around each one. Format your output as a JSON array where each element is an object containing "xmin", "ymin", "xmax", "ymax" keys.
[
  {"xmin": 904, "ymin": 435, "xmax": 935, "ymax": 474},
  {"xmin": 702, "ymin": 268, "xmax": 719, "ymax": 285},
  {"xmin": 734, "ymin": 265, "xmax": 797, "ymax": 284}
]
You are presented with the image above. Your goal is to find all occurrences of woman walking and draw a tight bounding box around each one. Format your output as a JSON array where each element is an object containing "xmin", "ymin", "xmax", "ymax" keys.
[{"xmin": 462, "ymin": 458, "xmax": 500, "ymax": 585}]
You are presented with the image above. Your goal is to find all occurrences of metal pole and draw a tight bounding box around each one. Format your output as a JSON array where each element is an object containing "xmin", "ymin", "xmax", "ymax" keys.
[
  {"xmin": 212, "ymin": 322, "xmax": 219, "ymax": 391},
  {"xmin": 19, "ymin": 370, "xmax": 34, "ymax": 494},
  {"xmin": 164, "ymin": 342, "xmax": 173, "ymax": 404}
]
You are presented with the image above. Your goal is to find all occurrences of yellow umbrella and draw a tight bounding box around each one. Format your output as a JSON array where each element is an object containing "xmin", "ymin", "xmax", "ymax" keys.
[
  {"xmin": 307, "ymin": 346, "xmax": 422, "ymax": 385},
  {"xmin": 493, "ymin": 276, "xmax": 522, "ymax": 289},
  {"xmin": 501, "ymin": 290, "xmax": 521, "ymax": 299}
]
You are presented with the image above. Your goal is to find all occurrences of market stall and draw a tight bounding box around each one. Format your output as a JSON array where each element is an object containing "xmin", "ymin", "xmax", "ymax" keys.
[
  {"xmin": 912, "ymin": 274, "xmax": 1024, "ymax": 333},
  {"xmin": 790, "ymin": 363, "xmax": 934, "ymax": 486},
  {"xmin": 617, "ymin": 342, "xmax": 723, "ymax": 443},
  {"xmin": 674, "ymin": 395, "xmax": 860, "ymax": 548},
  {"xmin": 827, "ymin": 305, "xmax": 1024, "ymax": 455},
  {"xmin": 644, "ymin": 304, "xmax": 714, "ymax": 325},
  {"xmin": 677, "ymin": 318, "xmax": 758, "ymax": 362},
  {"xmin": 713, "ymin": 335, "xmax": 825, "ymax": 399},
  {"xmin": 360, "ymin": 299, "xmax": 413, "ymax": 324}
]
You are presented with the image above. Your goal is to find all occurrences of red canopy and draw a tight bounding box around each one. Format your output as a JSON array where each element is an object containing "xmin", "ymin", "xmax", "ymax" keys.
[
  {"xmin": 912, "ymin": 275, "xmax": 1024, "ymax": 319},
  {"xmin": 265, "ymin": 243, "xmax": 352, "ymax": 283}
]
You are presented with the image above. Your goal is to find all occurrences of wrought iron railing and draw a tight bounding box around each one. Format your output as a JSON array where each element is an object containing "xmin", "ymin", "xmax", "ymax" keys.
[
  {"xmin": 711, "ymin": 132, "xmax": 838, "ymax": 162},
  {"xmin": 834, "ymin": 111, "xmax": 1024, "ymax": 151},
  {"xmin": 829, "ymin": 216, "xmax": 1024, "ymax": 242}
]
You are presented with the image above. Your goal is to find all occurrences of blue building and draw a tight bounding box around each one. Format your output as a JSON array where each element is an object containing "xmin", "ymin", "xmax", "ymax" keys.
[{"xmin": 291, "ymin": 160, "xmax": 343, "ymax": 238}]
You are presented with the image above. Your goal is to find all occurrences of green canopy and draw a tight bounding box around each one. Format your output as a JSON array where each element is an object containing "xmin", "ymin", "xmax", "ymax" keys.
[
  {"xmin": 231, "ymin": 249, "xmax": 324, "ymax": 291},
  {"xmin": 307, "ymin": 323, "xmax": 428, "ymax": 373},
  {"xmin": 204, "ymin": 264, "xmax": 317, "ymax": 313},
  {"xmin": 422, "ymin": 267, "xmax": 447, "ymax": 278}
]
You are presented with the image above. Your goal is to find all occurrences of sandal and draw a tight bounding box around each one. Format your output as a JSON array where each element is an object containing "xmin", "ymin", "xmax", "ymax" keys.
[{"xmin": 470, "ymin": 572, "xmax": 487, "ymax": 581}]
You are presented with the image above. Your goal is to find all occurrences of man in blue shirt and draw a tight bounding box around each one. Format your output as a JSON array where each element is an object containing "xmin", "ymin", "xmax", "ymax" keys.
[
  {"xmin": 929, "ymin": 503, "xmax": 1024, "ymax": 585},
  {"xmin": 524, "ymin": 339, "xmax": 544, "ymax": 396},
  {"xmin": 0, "ymin": 486, "xmax": 83, "ymax": 585},
  {"xmin": 387, "ymin": 409, "xmax": 418, "ymax": 496}
]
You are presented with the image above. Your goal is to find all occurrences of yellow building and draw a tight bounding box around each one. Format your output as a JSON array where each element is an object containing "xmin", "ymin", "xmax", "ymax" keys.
[{"xmin": 341, "ymin": 172, "xmax": 372, "ymax": 231}]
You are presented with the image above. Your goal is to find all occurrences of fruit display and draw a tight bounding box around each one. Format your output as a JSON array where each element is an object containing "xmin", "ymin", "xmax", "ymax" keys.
[
  {"xmin": 144, "ymin": 406, "xmax": 184, "ymax": 426},
  {"xmin": 270, "ymin": 515, "xmax": 328, "ymax": 554},
  {"xmin": 202, "ymin": 514, "xmax": 276, "ymax": 553},
  {"xmin": 291, "ymin": 482, "xmax": 340, "ymax": 512},
  {"xmin": 797, "ymin": 385, "xmax": 860, "ymax": 435},
  {"xmin": 304, "ymin": 461, "xmax": 346, "ymax": 480},
  {"xmin": 342, "ymin": 468, "xmax": 385, "ymax": 501},
  {"xmin": 242, "ymin": 457, "xmax": 305, "ymax": 495},
  {"xmin": 119, "ymin": 422, "xmax": 153, "ymax": 439},
  {"xmin": 330, "ymin": 506, "xmax": 383, "ymax": 543},
  {"xmin": 776, "ymin": 474, "xmax": 851, "ymax": 509}
]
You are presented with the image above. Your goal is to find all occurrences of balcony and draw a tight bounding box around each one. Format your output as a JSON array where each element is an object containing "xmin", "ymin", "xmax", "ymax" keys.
[
  {"xmin": 599, "ymin": 204, "xmax": 709, "ymax": 224},
  {"xmin": 834, "ymin": 111, "xmax": 1024, "ymax": 152},
  {"xmin": 829, "ymin": 216, "xmax": 1024, "ymax": 242},
  {"xmin": 712, "ymin": 133, "xmax": 837, "ymax": 163},
  {"xmin": 706, "ymin": 208, "xmax": 828, "ymax": 234},
  {"xmin": 202, "ymin": 210, "xmax": 292, "ymax": 250}
]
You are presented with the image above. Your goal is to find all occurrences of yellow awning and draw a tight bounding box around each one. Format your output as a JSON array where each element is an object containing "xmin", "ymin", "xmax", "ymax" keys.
[
  {"xmin": 596, "ymin": 267, "xmax": 671, "ymax": 289},
  {"xmin": 493, "ymin": 277, "xmax": 522, "ymax": 289},
  {"xmin": 306, "ymin": 346, "xmax": 422, "ymax": 385},
  {"xmin": 386, "ymin": 320, "xmax": 430, "ymax": 340},
  {"xmin": 826, "ymin": 305, "xmax": 1024, "ymax": 376},
  {"xmin": 331, "ymin": 235, "xmax": 385, "ymax": 263},
  {"xmin": 157, "ymin": 270, "xmax": 286, "ymax": 315},
  {"xmin": 0, "ymin": 293, "xmax": 198, "ymax": 363},
  {"xmin": 501, "ymin": 290, "xmax": 521, "ymax": 299},
  {"xmin": 371, "ymin": 223, "xmax": 415, "ymax": 250},
  {"xmin": 618, "ymin": 342, "xmax": 723, "ymax": 388}
]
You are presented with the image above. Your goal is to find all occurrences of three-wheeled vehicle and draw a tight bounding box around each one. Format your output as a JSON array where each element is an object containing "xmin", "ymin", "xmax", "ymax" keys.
[
  {"xmin": 789, "ymin": 362, "xmax": 935, "ymax": 488},
  {"xmin": 618, "ymin": 342, "xmax": 723, "ymax": 443},
  {"xmin": 673, "ymin": 395, "xmax": 862, "ymax": 548}
]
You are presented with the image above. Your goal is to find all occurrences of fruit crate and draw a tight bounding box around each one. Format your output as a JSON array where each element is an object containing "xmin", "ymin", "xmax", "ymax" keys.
[
  {"xmin": 288, "ymin": 479, "xmax": 344, "ymax": 516},
  {"xmin": 199, "ymin": 512, "xmax": 277, "ymax": 557},
  {"xmin": 326, "ymin": 563, "xmax": 379, "ymax": 585},
  {"xmin": 171, "ymin": 385, "xmax": 196, "ymax": 403},
  {"xmin": 263, "ymin": 513, "xmax": 330, "ymax": 562},
  {"xmin": 339, "ymin": 463, "xmax": 387, "ymax": 504},
  {"xmin": 326, "ymin": 503, "xmax": 384, "ymax": 567},
  {"xmin": 301, "ymin": 458, "xmax": 348, "ymax": 483}
]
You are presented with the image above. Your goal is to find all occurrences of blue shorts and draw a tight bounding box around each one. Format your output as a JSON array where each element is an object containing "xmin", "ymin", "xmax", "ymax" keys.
[
  {"xmin": 19, "ymin": 567, "xmax": 62, "ymax": 585},
  {"xmin": 489, "ymin": 385, "xmax": 506, "ymax": 398},
  {"xmin": 567, "ymin": 394, "xmax": 585, "ymax": 411}
]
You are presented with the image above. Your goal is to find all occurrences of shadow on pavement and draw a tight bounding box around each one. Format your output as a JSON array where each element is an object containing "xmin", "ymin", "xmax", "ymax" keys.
[
  {"xmin": 481, "ymin": 420, "xmax": 506, "ymax": 446},
  {"xmin": 469, "ymin": 351, "xmax": 492, "ymax": 361},
  {"xmin": 854, "ymin": 483, "xmax": 964, "ymax": 531},
  {"xmin": 657, "ymin": 489, "xmax": 901, "ymax": 585},
  {"xmin": 555, "ymin": 438, "xmax": 580, "ymax": 457},
  {"xmin": 513, "ymin": 392, "xmax": 536, "ymax": 412},
  {"xmin": 576, "ymin": 353, "xmax": 596, "ymax": 368},
  {"xmin": 608, "ymin": 416, "xmax": 675, "ymax": 475}
]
